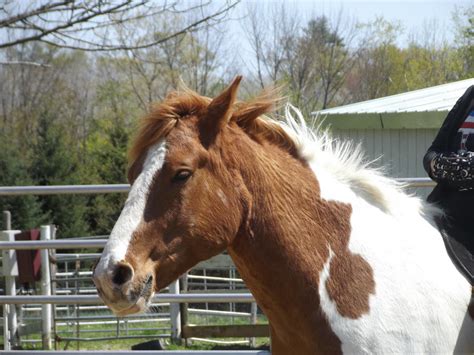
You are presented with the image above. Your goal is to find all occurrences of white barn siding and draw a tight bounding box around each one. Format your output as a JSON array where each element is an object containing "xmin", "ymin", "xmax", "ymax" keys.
[
  {"xmin": 315, "ymin": 80, "xmax": 474, "ymax": 200},
  {"xmin": 333, "ymin": 128, "xmax": 438, "ymax": 198}
]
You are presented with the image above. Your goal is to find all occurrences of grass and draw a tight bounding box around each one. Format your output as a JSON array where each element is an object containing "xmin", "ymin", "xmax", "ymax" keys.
[{"xmin": 13, "ymin": 312, "xmax": 270, "ymax": 351}]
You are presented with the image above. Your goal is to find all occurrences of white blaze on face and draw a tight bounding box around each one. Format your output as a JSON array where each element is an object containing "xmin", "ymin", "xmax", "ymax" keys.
[{"xmin": 96, "ymin": 140, "xmax": 167, "ymax": 275}]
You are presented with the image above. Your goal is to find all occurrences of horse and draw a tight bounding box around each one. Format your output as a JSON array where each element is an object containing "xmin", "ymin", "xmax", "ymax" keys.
[{"xmin": 93, "ymin": 76, "xmax": 474, "ymax": 354}]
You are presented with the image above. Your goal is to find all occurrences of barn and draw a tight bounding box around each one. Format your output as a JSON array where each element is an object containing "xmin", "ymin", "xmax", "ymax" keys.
[{"xmin": 314, "ymin": 78, "xmax": 474, "ymax": 197}]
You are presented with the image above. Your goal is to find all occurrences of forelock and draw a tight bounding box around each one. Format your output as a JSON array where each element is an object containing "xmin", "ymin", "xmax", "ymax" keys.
[
  {"xmin": 128, "ymin": 89, "xmax": 210, "ymax": 168},
  {"xmin": 128, "ymin": 87, "xmax": 299, "ymax": 174}
]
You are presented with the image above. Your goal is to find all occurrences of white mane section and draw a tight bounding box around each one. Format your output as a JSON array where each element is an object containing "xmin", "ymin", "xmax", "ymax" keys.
[{"xmin": 280, "ymin": 104, "xmax": 438, "ymax": 220}]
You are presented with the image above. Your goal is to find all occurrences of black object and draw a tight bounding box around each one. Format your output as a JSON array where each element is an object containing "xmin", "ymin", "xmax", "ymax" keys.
[
  {"xmin": 424, "ymin": 85, "xmax": 474, "ymax": 235},
  {"xmin": 436, "ymin": 216, "xmax": 474, "ymax": 285},
  {"xmin": 131, "ymin": 339, "xmax": 165, "ymax": 350}
]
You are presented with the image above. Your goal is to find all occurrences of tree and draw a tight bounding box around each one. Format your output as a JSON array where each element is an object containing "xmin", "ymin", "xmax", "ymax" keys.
[
  {"xmin": 83, "ymin": 79, "xmax": 133, "ymax": 234},
  {"xmin": 30, "ymin": 111, "xmax": 89, "ymax": 238},
  {"xmin": 452, "ymin": 4, "xmax": 474, "ymax": 76},
  {"xmin": 243, "ymin": 2, "xmax": 298, "ymax": 89},
  {"xmin": 0, "ymin": 0, "xmax": 239, "ymax": 53},
  {"xmin": 346, "ymin": 18, "xmax": 405, "ymax": 101},
  {"xmin": 106, "ymin": 11, "xmax": 229, "ymax": 112},
  {"xmin": 402, "ymin": 41, "xmax": 464, "ymax": 90},
  {"xmin": 85, "ymin": 122, "xmax": 129, "ymax": 235},
  {"xmin": 0, "ymin": 132, "xmax": 44, "ymax": 230},
  {"xmin": 243, "ymin": 4, "xmax": 359, "ymax": 113},
  {"xmin": 290, "ymin": 14, "xmax": 358, "ymax": 110},
  {"xmin": 0, "ymin": 43, "xmax": 95, "ymax": 147}
]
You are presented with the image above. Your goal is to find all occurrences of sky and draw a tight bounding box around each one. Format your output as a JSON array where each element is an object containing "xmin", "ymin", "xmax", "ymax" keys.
[
  {"xmin": 229, "ymin": 0, "xmax": 472, "ymax": 74},
  {"xmin": 307, "ymin": 0, "xmax": 469, "ymax": 38},
  {"xmin": 239, "ymin": 0, "xmax": 472, "ymax": 44}
]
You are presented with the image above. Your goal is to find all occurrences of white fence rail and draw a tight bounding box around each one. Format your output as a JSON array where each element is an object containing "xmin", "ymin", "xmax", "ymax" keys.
[
  {"xmin": 0, "ymin": 178, "xmax": 436, "ymax": 197},
  {"xmin": 0, "ymin": 294, "xmax": 256, "ymax": 305},
  {"xmin": 0, "ymin": 184, "xmax": 130, "ymax": 195},
  {"xmin": 0, "ymin": 239, "xmax": 106, "ymax": 250}
]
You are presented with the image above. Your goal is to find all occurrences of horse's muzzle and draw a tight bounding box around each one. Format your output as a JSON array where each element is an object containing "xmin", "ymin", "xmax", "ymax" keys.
[{"xmin": 92, "ymin": 260, "xmax": 154, "ymax": 316}]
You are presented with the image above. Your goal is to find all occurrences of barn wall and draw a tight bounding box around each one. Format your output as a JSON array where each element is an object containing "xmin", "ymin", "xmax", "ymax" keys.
[{"xmin": 332, "ymin": 128, "xmax": 439, "ymax": 198}]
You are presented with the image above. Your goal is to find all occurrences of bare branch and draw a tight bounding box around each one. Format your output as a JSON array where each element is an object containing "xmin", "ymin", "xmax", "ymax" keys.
[
  {"xmin": 0, "ymin": 1, "xmax": 140, "ymax": 49},
  {"xmin": 0, "ymin": 0, "xmax": 74, "ymax": 27},
  {"xmin": 0, "ymin": 0, "xmax": 240, "ymax": 52},
  {"xmin": 0, "ymin": 60, "xmax": 52, "ymax": 67}
]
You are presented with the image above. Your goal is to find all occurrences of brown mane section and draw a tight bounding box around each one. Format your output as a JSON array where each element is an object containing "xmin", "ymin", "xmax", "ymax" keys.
[
  {"xmin": 128, "ymin": 89, "xmax": 210, "ymax": 167},
  {"xmin": 235, "ymin": 115, "xmax": 299, "ymax": 158},
  {"xmin": 128, "ymin": 87, "xmax": 299, "ymax": 168},
  {"xmin": 232, "ymin": 92, "xmax": 299, "ymax": 158}
]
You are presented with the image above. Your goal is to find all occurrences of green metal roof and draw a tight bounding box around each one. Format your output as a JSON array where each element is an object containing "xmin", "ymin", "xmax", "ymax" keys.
[{"xmin": 313, "ymin": 78, "xmax": 474, "ymax": 129}]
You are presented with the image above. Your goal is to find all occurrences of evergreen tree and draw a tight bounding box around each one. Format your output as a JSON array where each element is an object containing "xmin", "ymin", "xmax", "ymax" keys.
[
  {"xmin": 30, "ymin": 111, "xmax": 89, "ymax": 238},
  {"xmin": 83, "ymin": 79, "xmax": 134, "ymax": 235},
  {"xmin": 0, "ymin": 133, "xmax": 44, "ymax": 230},
  {"xmin": 86, "ymin": 119, "xmax": 129, "ymax": 235}
]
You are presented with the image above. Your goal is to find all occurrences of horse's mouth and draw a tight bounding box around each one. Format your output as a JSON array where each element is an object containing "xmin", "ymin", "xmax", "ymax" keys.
[
  {"xmin": 109, "ymin": 274, "xmax": 154, "ymax": 317},
  {"xmin": 139, "ymin": 274, "xmax": 154, "ymax": 300}
]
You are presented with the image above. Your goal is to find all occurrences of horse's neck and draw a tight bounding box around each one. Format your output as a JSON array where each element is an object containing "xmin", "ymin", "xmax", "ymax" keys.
[
  {"xmin": 226, "ymin": 139, "xmax": 349, "ymax": 349},
  {"xmin": 224, "ymin": 131, "xmax": 473, "ymax": 354}
]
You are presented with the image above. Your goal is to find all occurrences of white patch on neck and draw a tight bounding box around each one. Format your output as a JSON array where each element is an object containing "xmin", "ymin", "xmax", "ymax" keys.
[
  {"xmin": 273, "ymin": 104, "xmax": 473, "ymax": 352},
  {"xmin": 97, "ymin": 140, "xmax": 167, "ymax": 272}
]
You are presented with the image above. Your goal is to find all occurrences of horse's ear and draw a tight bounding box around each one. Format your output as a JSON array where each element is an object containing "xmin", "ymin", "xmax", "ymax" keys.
[
  {"xmin": 204, "ymin": 76, "xmax": 242, "ymax": 135},
  {"xmin": 232, "ymin": 101, "xmax": 273, "ymax": 126},
  {"xmin": 232, "ymin": 87, "xmax": 280, "ymax": 127}
]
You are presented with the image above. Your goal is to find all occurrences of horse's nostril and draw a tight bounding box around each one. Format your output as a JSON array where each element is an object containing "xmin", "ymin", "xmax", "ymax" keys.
[{"xmin": 112, "ymin": 262, "xmax": 134, "ymax": 286}]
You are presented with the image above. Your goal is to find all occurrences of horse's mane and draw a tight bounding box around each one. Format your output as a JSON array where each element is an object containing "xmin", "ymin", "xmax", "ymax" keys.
[
  {"xmin": 129, "ymin": 89, "xmax": 437, "ymax": 220},
  {"xmin": 129, "ymin": 88, "xmax": 298, "ymax": 166},
  {"xmin": 280, "ymin": 105, "xmax": 439, "ymax": 220}
]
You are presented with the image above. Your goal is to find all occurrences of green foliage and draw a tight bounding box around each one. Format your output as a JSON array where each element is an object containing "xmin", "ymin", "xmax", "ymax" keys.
[
  {"xmin": 303, "ymin": 17, "xmax": 343, "ymax": 47},
  {"xmin": 85, "ymin": 121, "xmax": 129, "ymax": 234},
  {"xmin": 30, "ymin": 111, "xmax": 89, "ymax": 238},
  {"xmin": 0, "ymin": 133, "xmax": 44, "ymax": 230},
  {"xmin": 454, "ymin": 5, "xmax": 474, "ymax": 76},
  {"xmin": 82, "ymin": 77, "xmax": 137, "ymax": 234},
  {"xmin": 402, "ymin": 43, "xmax": 465, "ymax": 89},
  {"xmin": 278, "ymin": 15, "xmax": 352, "ymax": 113},
  {"xmin": 346, "ymin": 15, "xmax": 469, "ymax": 102}
]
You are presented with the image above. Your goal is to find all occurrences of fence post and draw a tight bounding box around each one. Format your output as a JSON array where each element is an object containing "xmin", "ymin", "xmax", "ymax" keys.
[
  {"xmin": 40, "ymin": 225, "xmax": 52, "ymax": 350},
  {"xmin": 179, "ymin": 274, "xmax": 188, "ymax": 346},
  {"xmin": 50, "ymin": 226, "xmax": 58, "ymax": 350},
  {"xmin": 0, "ymin": 229, "xmax": 20, "ymax": 349},
  {"xmin": 1, "ymin": 206, "xmax": 12, "ymax": 352},
  {"xmin": 250, "ymin": 301, "xmax": 258, "ymax": 347},
  {"xmin": 169, "ymin": 279, "xmax": 181, "ymax": 343},
  {"xmin": 2, "ymin": 304, "xmax": 9, "ymax": 350},
  {"xmin": 2, "ymin": 211, "xmax": 11, "ymax": 230}
]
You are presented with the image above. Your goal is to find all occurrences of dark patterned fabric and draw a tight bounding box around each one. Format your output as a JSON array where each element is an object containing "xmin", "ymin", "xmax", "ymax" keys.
[
  {"xmin": 423, "ymin": 86, "xmax": 474, "ymax": 183},
  {"xmin": 431, "ymin": 152, "xmax": 474, "ymax": 189}
]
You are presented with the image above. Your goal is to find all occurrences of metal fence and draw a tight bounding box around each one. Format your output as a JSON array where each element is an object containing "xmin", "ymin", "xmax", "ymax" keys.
[
  {"xmin": 0, "ymin": 178, "xmax": 436, "ymax": 197},
  {"xmin": 0, "ymin": 227, "xmax": 261, "ymax": 352},
  {"xmin": 0, "ymin": 179, "xmax": 435, "ymax": 352}
]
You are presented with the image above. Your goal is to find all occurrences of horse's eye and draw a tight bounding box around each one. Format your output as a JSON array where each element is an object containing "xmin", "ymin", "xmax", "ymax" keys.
[{"xmin": 172, "ymin": 169, "xmax": 193, "ymax": 183}]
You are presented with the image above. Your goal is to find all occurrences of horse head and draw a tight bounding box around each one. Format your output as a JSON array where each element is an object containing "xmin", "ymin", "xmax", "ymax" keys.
[{"xmin": 92, "ymin": 76, "xmax": 275, "ymax": 315}]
